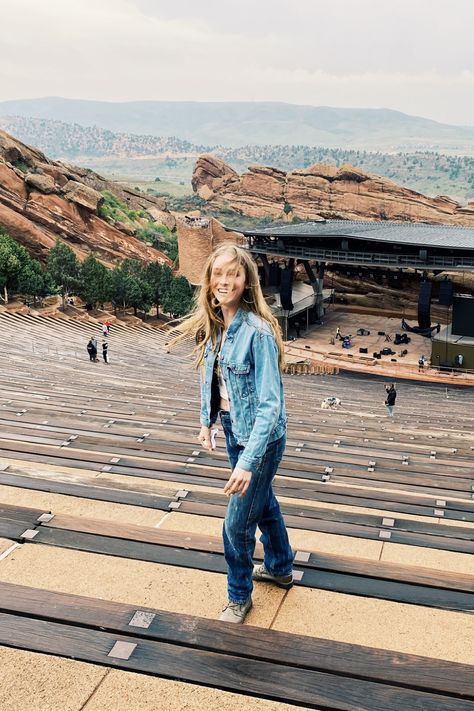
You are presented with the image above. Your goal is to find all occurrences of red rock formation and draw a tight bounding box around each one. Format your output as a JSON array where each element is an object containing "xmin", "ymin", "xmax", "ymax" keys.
[
  {"xmin": 192, "ymin": 155, "xmax": 474, "ymax": 226},
  {"xmin": 0, "ymin": 129, "xmax": 172, "ymax": 267}
]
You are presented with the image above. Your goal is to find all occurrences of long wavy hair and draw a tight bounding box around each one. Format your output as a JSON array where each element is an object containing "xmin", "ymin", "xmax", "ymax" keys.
[{"xmin": 167, "ymin": 244, "xmax": 285, "ymax": 369}]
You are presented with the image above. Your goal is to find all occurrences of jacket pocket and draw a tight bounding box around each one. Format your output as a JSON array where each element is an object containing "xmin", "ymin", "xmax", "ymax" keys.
[
  {"xmin": 229, "ymin": 363, "xmax": 250, "ymax": 375},
  {"xmin": 228, "ymin": 362, "xmax": 252, "ymax": 405}
]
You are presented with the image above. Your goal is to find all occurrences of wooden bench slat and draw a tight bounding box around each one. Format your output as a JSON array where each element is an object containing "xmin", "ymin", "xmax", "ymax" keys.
[
  {"xmin": 44, "ymin": 512, "xmax": 474, "ymax": 592},
  {"xmin": 0, "ymin": 612, "xmax": 472, "ymax": 711},
  {"xmin": 0, "ymin": 581, "xmax": 472, "ymax": 699},
  {"xmin": 27, "ymin": 518, "xmax": 474, "ymax": 611}
]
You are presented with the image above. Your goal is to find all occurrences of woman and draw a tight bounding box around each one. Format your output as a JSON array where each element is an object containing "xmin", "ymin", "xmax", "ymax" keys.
[{"xmin": 169, "ymin": 244, "xmax": 293, "ymax": 624}]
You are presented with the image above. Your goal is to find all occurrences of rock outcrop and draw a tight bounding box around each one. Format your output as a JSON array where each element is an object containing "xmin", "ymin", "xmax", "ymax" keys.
[
  {"xmin": 62, "ymin": 181, "xmax": 104, "ymax": 212},
  {"xmin": 25, "ymin": 173, "xmax": 56, "ymax": 194},
  {"xmin": 192, "ymin": 155, "xmax": 474, "ymax": 225},
  {"xmin": 0, "ymin": 129, "xmax": 173, "ymax": 266},
  {"xmin": 146, "ymin": 207, "xmax": 176, "ymax": 232}
]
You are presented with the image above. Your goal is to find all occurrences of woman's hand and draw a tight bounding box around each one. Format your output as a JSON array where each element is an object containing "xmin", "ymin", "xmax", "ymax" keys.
[
  {"xmin": 198, "ymin": 426, "xmax": 217, "ymax": 452},
  {"xmin": 224, "ymin": 466, "xmax": 252, "ymax": 497}
]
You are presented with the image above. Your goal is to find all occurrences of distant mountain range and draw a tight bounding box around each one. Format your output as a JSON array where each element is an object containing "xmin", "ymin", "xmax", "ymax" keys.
[
  {"xmin": 1, "ymin": 97, "xmax": 474, "ymax": 153},
  {"xmin": 1, "ymin": 114, "xmax": 473, "ymax": 202},
  {"xmin": 0, "ymin": 115, "xmax": 205, "ymax": 159}
]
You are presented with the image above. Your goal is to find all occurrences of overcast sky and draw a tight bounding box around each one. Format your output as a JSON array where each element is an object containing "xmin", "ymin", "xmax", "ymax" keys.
[{"xmin": 1, "ymin": 0, "xmax": 473, "ymax": 125}]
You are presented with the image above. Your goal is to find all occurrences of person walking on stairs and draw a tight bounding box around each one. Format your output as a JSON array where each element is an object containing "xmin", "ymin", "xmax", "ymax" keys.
[
  {"xmin": 102, "ymin": 340, "xmax": 109, "ymax": 364},
  {"xmin": 169, "ymin": 244, "xmax": 294, "ymax": 624},
  {"xmin": 87, "ymin": 337, "xmax": 97, "ymax": 362},
  {"xmin": 385, "ymin": 383, "xmax": 397, "ymax": 417}
]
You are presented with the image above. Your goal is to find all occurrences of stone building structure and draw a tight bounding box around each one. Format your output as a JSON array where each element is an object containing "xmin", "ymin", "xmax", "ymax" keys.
[{"xmin": 177, "ymin": 216, "xmax": 243, "ymax": 284}]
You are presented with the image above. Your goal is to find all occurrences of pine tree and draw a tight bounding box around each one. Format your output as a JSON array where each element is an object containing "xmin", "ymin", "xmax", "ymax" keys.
[
  {"xmin": 111, "ymin": 260, "xmax": 152, "ymax": 316},
  {"xmin": 46, "ymin": 239, "xmax": 81, "ymax": 310},
  {"xmin": 0, "ymin": 229, "xmax": 31, "ymax": 303},
  {"xmin": 79, "ymin": 253, "xmax": 112, "ymax": 309},
  {"xmin": 145, "ymin": 261, "xmax": 163, "ymax": 317},
  {"xmin": 161, "ymin": 276, "xmax": 193, "ymax": 317},
  {"xmin": 18, "ymin": 261, "xmax": 53, "ymax": 305}
]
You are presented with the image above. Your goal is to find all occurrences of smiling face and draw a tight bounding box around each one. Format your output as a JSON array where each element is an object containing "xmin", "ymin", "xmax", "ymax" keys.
[{"xmin": 210, "ymin": 252, "xmax": 247, "ymax": 311}]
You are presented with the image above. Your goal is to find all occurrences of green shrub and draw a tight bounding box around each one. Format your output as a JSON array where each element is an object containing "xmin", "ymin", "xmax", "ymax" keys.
[{"xmin": 12, "ymin": 158, "xmax": 29, "ymax": 173}]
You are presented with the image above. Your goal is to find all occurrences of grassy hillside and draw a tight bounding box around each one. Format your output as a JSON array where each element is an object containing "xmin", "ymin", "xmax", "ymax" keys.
[
  {"xmin": 2, "ymin": 97, "xmax": 474, "ymax": 152},
  {"xmin": 2, "ymin": 114, "xmax": 473, "ymax": 201}
]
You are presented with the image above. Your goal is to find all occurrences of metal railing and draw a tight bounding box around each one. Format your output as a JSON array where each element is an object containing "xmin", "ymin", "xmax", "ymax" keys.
[{"xmin": 246, "ymin": 241, "xmax": 474, "ymax": 271}]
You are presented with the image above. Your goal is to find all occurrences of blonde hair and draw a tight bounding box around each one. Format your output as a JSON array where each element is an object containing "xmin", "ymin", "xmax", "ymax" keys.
[{"xmin": 167, "ymin": 244, "xmax": 285, "ymax": 368}]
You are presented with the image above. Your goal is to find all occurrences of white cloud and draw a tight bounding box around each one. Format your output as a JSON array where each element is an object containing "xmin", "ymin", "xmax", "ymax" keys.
[{"xmin": 0, "ymin": 0, "xmax": 473, "ymax": 125}]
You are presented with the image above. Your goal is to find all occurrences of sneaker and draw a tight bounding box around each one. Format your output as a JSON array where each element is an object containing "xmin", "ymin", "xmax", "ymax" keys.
[
  {"xmin": 253, "ymin": 563, "xmax": 293, "ymax": 589},
  {"xmin": 218, "ymin": 598, "xmax": 252, "ymax": 624}
]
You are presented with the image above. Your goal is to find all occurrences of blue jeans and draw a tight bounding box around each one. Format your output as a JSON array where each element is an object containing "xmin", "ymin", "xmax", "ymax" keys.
[
  {"xmin": 386, "ymin": 405, "xmax": 395, "ymax": 417},
  {"xmin": 220, "ymin": 411, "xmax": 294, "ymax": 604}
]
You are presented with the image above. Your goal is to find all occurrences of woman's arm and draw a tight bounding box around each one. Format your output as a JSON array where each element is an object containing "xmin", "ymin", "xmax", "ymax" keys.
[{"xmin": 236, "ymin": 331, "xmax": 282, "ymax": 474}]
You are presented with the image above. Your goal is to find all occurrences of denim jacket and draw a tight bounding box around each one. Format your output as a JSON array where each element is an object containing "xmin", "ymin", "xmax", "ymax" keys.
[{"xmin": 200, "ymin": 308, "xmax": 287, "ymax": 474}]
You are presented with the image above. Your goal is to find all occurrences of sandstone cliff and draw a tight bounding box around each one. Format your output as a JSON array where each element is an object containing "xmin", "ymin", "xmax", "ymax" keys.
[
  {"xmin": 192, "ymin": 154, "xmax": 474, "ymax": 226},
  {"xmin": 0, "ymin": 129, "xmax": 172, "ymax": 266}
]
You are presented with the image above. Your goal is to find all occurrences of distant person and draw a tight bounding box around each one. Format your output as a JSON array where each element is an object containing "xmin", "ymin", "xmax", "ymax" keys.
[
  {"xmin": 102, "ymin": 340, "xmax": 109, "ymax": 364},
  {"xmin": 87, "ymin": 337, "xmax": 97, "ymax": 362},
  {"xmin": 294, "ymin": 320, "xmax": 301, "ymax": 338},
  {"xmin": 385, "ymin": 383, "xmax": 397, "ymax": 417},
  {"xmin": 418, "ymin": 355, "xmax": 425, "ymax": 372},
  {"xmin": 102, "ymin": 323, "xmax": 109, "ymax": 337},
  {"xmin": 335, "ymin": 326, "xmax": 341, "ymax": 340}
]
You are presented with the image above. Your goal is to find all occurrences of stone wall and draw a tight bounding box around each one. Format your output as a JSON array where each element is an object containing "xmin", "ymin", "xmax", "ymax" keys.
[{"xmin": 177, "ymin": 218, "xmax": 243, "ymax": 284}]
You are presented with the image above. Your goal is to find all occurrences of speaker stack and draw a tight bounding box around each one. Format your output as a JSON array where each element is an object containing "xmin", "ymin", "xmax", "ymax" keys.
[
  {"xmin": 269, "ymin": 262, "xmax": 281, "ymax": 287},
  {"xmin": 439, "ymin": 279, "xmax": 454, "ymax": 306},
  {"xmin": 279, "ymin": 265, "xmax": 294, "ymax": 311},
  {"xmin": 417, "ymin": 281, "xmax": 432, "ymax": 330},
  {"xmin": 452, "ymin": 294, "xmax": 474, "ymax": 337}
]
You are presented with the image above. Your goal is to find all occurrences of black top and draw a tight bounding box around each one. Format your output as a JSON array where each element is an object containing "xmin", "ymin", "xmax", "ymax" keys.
[{"xmin": 386, "ymin": 389, "xmax": 397, "ymax": 406}]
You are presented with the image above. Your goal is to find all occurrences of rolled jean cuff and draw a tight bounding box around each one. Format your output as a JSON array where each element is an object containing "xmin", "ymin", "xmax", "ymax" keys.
[{"xmin": 229, "ymin": 597, "xmax": 251, "ymax": 605}]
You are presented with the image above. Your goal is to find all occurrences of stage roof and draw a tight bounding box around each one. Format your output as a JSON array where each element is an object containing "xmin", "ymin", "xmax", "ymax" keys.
[{"xmin": 236, "ymin": 220, "xmax": 474, "ymax": 251}]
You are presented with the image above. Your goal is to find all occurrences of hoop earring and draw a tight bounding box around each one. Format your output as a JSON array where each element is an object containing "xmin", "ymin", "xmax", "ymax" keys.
[
  {"xmin": 242, "ymin": 288, "xmax": 254, "ymax": 305},
  {"xmin": 211, "ymin": 296, "xmax": 220, "ymax": 309}
]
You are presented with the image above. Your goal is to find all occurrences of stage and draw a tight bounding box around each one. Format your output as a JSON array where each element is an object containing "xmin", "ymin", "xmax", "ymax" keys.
[{"xmin": 284, "ymin": 309, "xmax": 474, "ymax": 386}]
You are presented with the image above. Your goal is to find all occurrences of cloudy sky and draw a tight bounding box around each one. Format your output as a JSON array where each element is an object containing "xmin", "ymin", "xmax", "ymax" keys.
[{"xmin": 1, "ymin": 0, "xmax": 473, "ymax": 125}]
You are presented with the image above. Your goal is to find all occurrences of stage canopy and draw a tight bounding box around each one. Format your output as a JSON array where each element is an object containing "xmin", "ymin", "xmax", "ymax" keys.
[{"xmin": 228, "ymin": 220, "xmax": 474, "ymax": 271}]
